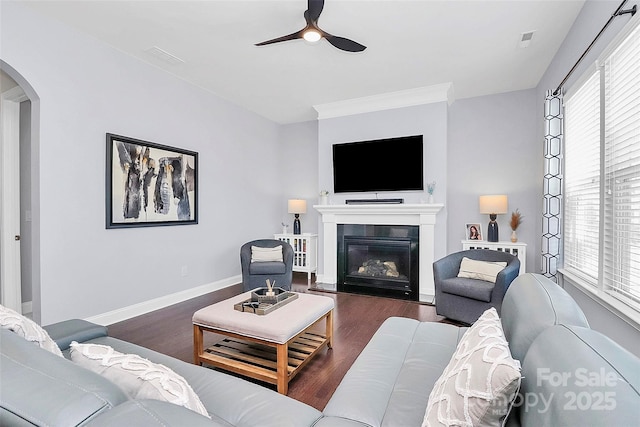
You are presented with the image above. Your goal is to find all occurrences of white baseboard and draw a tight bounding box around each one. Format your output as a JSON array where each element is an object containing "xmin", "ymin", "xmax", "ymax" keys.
[
  {"xmin": 22, "ymin": 301, "xmax": 33, "ymax": 316},
  {"xmin": 420, "ymin": 293, "xmax": 435, "ymax": 305},
  {"xmin": 85, "ymin": 275, "xmax": 241, "ymax": 326}
]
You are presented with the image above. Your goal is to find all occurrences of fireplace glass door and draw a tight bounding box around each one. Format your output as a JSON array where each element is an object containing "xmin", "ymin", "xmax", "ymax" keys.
[{"xmin": 341, "ymin": 236, "xmax": 416, "ymax": 299}]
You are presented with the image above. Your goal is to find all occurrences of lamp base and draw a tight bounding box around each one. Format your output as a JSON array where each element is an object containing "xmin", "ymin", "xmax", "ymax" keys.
[
  {"xmin": 293, "ymin": 215, "xmax": 301, "ymax": 235},
  {"xmin": 487, "ymin": 221, "xmax": 499, "ymax": 242}
]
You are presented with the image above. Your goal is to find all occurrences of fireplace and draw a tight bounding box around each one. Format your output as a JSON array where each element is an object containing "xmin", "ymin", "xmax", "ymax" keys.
[
  {"xmin": 338, "ymin": 224, "xmax": 419, "ymax": 300},
  {"xmin": 315, "ymin": 204, "xmax": 443, "ymax": 302}
]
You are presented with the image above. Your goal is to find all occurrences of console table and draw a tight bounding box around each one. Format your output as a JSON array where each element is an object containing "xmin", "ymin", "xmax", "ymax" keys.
[
  {"xmin": 274, "ymin": 233, "xmax": 317, "ymax": 287},
  {"xmin": 461, "ymin": 240, "xmax": 526, "ymax": 274}
]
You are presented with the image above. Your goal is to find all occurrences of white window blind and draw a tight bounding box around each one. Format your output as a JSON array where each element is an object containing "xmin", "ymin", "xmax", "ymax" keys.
[
  {"xmin": 564, "ymin": 72, "xmax": 601, "ymax": 283},
  {"xmin": 603, "ymin": 22, "xmax": 640, "ymax": 304},
  {"xmin": 563, "ymin": 17, "xmax": 640, "ymax": 315}
]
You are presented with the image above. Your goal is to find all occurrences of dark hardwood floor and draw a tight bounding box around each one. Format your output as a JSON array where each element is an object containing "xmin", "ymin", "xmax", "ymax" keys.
[{"xmin": 107, "ymin": 273, "xmax": 457, "ymax": 411}]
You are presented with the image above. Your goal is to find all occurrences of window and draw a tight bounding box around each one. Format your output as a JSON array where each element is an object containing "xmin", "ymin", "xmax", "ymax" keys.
[{"xmin": 563, "ymin": 17, "xmax": 640, "ymax": 314}]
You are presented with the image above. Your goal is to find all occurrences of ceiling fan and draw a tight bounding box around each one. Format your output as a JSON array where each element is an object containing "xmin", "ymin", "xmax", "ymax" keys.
[{"xmin": 255, "ymin": 0, "xmax": 366, "ymax": 52}]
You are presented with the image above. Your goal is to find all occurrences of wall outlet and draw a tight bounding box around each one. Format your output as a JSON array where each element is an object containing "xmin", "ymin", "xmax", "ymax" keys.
[{"xmin": 181, "ymin": 265, "xmax": 188, "ymax": 277}]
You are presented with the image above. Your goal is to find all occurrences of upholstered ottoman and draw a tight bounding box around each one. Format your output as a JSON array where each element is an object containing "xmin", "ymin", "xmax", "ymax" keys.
[{"xmin": 193, "ymin": 291, "xmax": 334, "ymax": 394}]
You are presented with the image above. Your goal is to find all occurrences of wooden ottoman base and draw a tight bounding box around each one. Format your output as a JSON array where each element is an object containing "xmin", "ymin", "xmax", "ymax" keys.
[{"xmin": 193, "ymin": 292, "xmax": 334, "ymax": 395}]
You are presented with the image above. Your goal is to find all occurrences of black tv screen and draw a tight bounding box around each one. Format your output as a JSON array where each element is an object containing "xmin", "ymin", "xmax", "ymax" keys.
[{"xmin": 332, "ymin": 135, "xmax": 424, "ymax": 193}]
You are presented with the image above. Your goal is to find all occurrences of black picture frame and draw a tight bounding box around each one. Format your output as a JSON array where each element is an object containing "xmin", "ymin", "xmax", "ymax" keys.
[{"xmin": 106, "ymin": 133, "xmax": 198, "ymax": 229}]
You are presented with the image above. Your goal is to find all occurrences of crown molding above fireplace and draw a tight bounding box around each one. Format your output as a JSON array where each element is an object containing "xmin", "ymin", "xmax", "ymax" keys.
[
  {"xmin": 314, "ymin": 203, "xmax": 444, "ymax": 302},
  {"xmin": 313, "ymin": 83, "xmax": 454, "ymax": 120}
]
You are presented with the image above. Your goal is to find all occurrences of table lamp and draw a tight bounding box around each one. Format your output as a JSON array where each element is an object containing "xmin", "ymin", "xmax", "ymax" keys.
[
  {"xmin": 479, "ymin": 195, "xmax": 508, "ymax": 242},
  {"xmin": 288, "ymin": 199, "xmax": 307, "ymax": 235}
]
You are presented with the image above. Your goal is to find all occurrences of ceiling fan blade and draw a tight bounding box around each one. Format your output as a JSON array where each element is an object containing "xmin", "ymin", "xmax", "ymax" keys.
[
  {"xmin": 324, "ymin": 34, "xmax": 367, "ymax": 52},
  {"xmin": 255, "ymin": 30, "xmax": 304, "ymax": 47},
  {"xmin": 307, "ymin": 0, "xmax": 324, "ymax": 22}
]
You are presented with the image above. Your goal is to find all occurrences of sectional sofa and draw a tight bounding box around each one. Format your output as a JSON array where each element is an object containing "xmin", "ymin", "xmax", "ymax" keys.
[{"xmin": 1, "ymin": 273, "xmax": 639, "ymax": 426}]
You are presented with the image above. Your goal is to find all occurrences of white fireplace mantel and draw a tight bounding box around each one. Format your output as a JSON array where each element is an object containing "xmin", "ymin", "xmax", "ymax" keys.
[{"xmin": 314, "ymin": 203, "xmax": 444, "ymax": 302}]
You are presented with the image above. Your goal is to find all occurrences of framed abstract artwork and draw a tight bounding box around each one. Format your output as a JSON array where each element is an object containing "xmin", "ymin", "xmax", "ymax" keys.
[{"xmin": 106, "ymin": 133, "xmax": 198, "ymax": 229}]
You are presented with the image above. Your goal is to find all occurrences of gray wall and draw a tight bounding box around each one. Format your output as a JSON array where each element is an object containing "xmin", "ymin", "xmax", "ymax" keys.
[
  {"xmin": 316, "ymin": 103, "xmax": 449, "ymax": 274},
  {"xmin": 2, "ymin": 2, "xmax": 288, "ymax": 324},
  {"xmin": 535, "ymin": 0, "xmax": 640, "ymax": 356},
  {"xmin": 447, "ymin": 89, "xmax": 539, "ymax": 271},
  {"xmin": 279, "ymin": 120, "xmax": 320, "ymax": 234}
]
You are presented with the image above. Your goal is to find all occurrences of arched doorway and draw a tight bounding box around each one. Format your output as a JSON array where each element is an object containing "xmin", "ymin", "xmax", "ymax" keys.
[{"xmin": 0, "ymin": 61, "xmax": 41, "ymax": 322}]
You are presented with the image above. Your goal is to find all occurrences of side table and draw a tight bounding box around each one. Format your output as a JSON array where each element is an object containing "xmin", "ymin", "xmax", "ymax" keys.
[{"xmin": 274, "ymin": 233, "xmax": 317, "ymax": 287}]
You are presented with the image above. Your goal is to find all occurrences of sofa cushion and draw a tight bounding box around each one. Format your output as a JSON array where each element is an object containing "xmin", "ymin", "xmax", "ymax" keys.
[
  {"xmin": 0, "ymin": 329, "xmax": 128, "ymax": 426},
  {"xmin": 0, "ymin": 303, "xmax": 63, "ymax": 357},
  {"xmin": 323, "ymin": 317, "xmax": 467, "ymax": 427},
  {"xmin": 87, "ymin": 335, "xmax": 325, "ymax": 427},
  {"xmin": 440, "ymin": 277, "xmax": 495, "ymax": 302},
  {"xmin": 70, "ymin": 342, "xmax": 210, "ymax": 418},
  {"xmin": 458, "ymin": 257, "xmax": 507, "ymax": 283},
  {"xmin": 501, "ymin": 273, "xmax": 589, "ymax": 362},
  {"xmin": 423, "ymin": 308, "xmax": 521, "ymax": 427},
  {"xmin": 45, "ymin": 318, "xmax": 108, "ymax": 351},
  {"xmin": 251, "ymin": 245, "xmax": 283, "ymax": 262},
  {"xmin": 249, "ymin": 260, "xmax": 286, "ymax": 275},
  {"xmin": 89, "ymin": 400, "xmax": 230, "ymax": 427},
  {"xmin": 516, "ymin": 325, "xmax": 640, "ymax": 427}
]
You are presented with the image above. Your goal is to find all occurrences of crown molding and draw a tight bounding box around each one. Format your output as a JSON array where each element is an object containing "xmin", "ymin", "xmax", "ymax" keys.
[{"xmin": 313, "ymin": 83, "xmax": 454, "ymax": 120}]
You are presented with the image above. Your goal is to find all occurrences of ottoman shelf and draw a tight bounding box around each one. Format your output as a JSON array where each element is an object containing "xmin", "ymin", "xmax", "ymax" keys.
[{"xmin": 193, "ymin": 291, "xmax": 334, "ymax": 394}]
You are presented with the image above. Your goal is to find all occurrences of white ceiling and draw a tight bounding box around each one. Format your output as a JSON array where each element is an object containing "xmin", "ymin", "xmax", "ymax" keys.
[{"xmin": 23, "ymin": 0, "xmax": 585, "ymax": 124}]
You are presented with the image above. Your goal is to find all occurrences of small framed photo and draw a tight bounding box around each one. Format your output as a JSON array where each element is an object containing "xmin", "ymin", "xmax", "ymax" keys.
[{"xmin": 465, "ymin": 223, "xmax": 483, "ymax": 241}]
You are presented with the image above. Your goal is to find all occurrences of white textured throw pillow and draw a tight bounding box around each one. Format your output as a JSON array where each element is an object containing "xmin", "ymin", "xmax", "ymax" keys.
[
  {"xmin": 423, "ymin": 308, "xmax": 521, "ymax": 427},
  {"xmin": 458, "ymin": 257, "xmax": 507, "ymax": 283},
  {"xmin": 0, "ymin": 304, "xmax": 63, "ymax": 357},
  {"xmin": 251, "ymin": 245, "xmax": 283, "ymax": 262},
  {"xmin": 69, "ymin": 342, "xmax": 210, "ymax": 418}
]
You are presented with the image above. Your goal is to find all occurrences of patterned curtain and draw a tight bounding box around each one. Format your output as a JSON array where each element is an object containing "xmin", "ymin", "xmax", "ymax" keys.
[{"xmin": 541, "ymin": 90, "xmax": 563, "ymax": 281}]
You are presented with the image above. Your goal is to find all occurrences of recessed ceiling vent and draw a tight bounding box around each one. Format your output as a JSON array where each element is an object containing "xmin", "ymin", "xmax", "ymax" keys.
[
  {"xmin": 145, "ymin": 46, "xmax": 185, "ymax": 65},
  {"xmin": 518, "ymin": 31, "xmax": 535, "ymax": 48}
]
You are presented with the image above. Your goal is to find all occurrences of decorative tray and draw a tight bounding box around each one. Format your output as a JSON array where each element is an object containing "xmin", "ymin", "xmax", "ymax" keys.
[
  {"xmin": 251, "ymin": 286, "xmax": 289, "ymax": 304},
  {"xmin": 234, "ymin": 292, "xmax": 298, "ymax": 315}
]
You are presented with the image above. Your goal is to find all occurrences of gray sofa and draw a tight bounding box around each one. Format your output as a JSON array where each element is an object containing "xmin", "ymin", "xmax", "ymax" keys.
[
  {"xmin": 1, "ymin": 320, "xmax": 322, "ymax": 426},
  {"xmin": 318, "ymin": 273, "xmax": 640, "ymax": 427},
  {"xmin": 2, "ymin": 273, "xmax": 639, "ymax": 426}
]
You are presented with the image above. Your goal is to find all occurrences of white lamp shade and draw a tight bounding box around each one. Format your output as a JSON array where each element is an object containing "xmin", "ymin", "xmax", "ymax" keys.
[
  {"xmin": 479, "ymin": 195, "xmax": 508, "ymax": 214},
  {"xmin": 288, "ymin": 199, "xmax": 307, "ymax": 214}
]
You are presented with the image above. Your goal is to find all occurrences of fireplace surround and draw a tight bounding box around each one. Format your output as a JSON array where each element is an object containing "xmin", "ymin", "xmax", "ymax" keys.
[
  {"xmin": 338, "ymin": 224, "xmax": 419, "ymax": 300},
  {"xmin": 315, "ymin": 203, "xmax": 443, "ymax": 302}
]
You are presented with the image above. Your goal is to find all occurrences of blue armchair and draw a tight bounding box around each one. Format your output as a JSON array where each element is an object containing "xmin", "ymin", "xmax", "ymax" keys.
[
  {"xmin": 433, "ymin": 249, "xmax": 520, "ymax": 325},
  {"xmin": 240, "ymin": 239, "xmax": 294, "ymax": 292}
]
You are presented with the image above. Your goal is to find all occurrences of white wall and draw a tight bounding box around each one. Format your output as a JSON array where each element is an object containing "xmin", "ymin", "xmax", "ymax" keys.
[
  {"xmin": 448, "ymin": 89, "xmax": 538, "ymax": 271},
  {"xmin": 1, "ymin": 2, "xmax": 286, "ymax": 324},
  {"xmin": 316, "ymin": 103, "xmax": 449, "ymax": 274}
]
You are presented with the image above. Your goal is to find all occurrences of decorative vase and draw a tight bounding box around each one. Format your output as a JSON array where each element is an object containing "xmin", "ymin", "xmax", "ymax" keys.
[
  {"xmin": 320, "ymin": 195, "xmax": 328, "ymax": 205},
  {"xmin": 428, "ymin": 194, "xmax": 434, "ymax": 204},
  {"xmin": 511, "ymin": 230, "xmax": 518, "ymax": 243}
]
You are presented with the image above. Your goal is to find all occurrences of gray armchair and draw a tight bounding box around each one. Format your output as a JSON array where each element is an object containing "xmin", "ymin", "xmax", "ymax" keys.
[
  {"xmin": 240, "ymin": 239, "xmax": 294, "ymax": 292},
  {"xmin": 433, "ymin": 249, "xmax": 520, "ymax": 325}
]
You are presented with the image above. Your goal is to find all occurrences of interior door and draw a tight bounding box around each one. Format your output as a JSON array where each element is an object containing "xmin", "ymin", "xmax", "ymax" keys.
[{"xmin": 0, "ymin": 84, "xmax": 25, "ymax": 312}]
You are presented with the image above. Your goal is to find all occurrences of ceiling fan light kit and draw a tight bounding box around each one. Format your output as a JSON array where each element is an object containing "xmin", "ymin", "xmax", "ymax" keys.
[
  {"xmin": 303, "ymin": 30, "xmax": 322, "ymax": 43},
  {"xmin": 255, "ymin": 0, "xmax": 366, "ymax": 52}
]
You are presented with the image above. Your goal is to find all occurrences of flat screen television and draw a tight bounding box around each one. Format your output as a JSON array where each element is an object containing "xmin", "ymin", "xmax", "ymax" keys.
[{"xmin": 332, "ymin": 135, "xmax": 423, "ymax": 193}]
